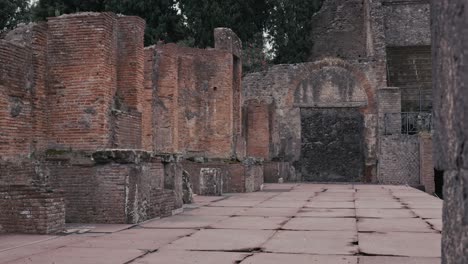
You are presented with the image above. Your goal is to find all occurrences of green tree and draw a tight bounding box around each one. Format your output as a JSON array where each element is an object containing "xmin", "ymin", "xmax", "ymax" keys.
[
  {"xmin": 0, "ymin": 0, "xmax": 31, "ymax": 32},
  {"xmin": 265, "ymin": 0, "xmax": 323, "ymax": 64},
  {"xmin": 179, "ymin": 0, "xmax": 268, "ymax": 49},
  {"xmin": 32, "ymin": 0, "xmax": 186, "ymax": 45}
]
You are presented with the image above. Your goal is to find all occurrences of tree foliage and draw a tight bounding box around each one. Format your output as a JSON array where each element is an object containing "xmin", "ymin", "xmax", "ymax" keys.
[
  {"xmin": 3, "ymin": 0, "xmax": 325, "ymax": 67},
  {"xmin": 265, "ymin": 0, "xmax": 323, "ymax": 64},
  {"xmin": 0, "ymin": 0, "xmax": 31, "ymax": 32},
  {"xmin": 32, "ymin": 0, "xmax": 186, "ymax": 45},
  {"xmin": 178, "ymin": 0, "xmax": 268, "ymax": 49}
]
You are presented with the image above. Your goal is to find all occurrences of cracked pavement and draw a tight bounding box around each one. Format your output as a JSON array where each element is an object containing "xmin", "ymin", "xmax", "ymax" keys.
[{"xmin": 0, "ymin": 184, "xmax": 442, "ymax": 264}]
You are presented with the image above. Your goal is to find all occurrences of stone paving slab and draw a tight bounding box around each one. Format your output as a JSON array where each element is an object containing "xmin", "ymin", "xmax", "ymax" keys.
[
  {"xmin": 235, "ymin": 207, "xmax": 298, "ymax": 217},
  {"xmin": 256, "ymin": 201, "xmax": 305, "ymax": 208},
  {"xmin": 297, "ymin": 208, "xmax": 355, "ymax": 218},
  {"xmin": 164, "ymin": 229, "xmax": 275, "ymax": 251},
  {"xmin": 404, "ymin": 202, "xmax": 443, "ymax": 209},
  {"xmin": 355, "ymin": 201, "xmax": 403, "ymax": 209},
  {"xmin": 133, "ymin": 250, "xmax": 248, "ymax": 264},
  {"xmin": 359, "ymin": 232, "xmax": 442, "ymax": 257},
  {"xmin": 0, "ymin": 235, "xmax": 57, "ymax": 251},
  {"xmin": 181, "ymin": 206, "xmax": 246, "ymax": 216},
  {"xmin": 357, "ymin": 218, "xmax": 433, "ymax": 232},
  {"xmin": 141, "ymin": 215, "xmax": 227, "ymax": 229},
  {"xmin": 210, "ymin": 216, "xmax": 289, "ymax": 230},
  {"xmin": 65, "ymin": 223, "xmax": 134, "ymax": 233},
  {"xmin": 426, "ymin": 219, "xmax": 443, "ymax": 231},
  {"xmin": 241, "ymin": 253, "xmax": 358, "ymax": 264},
  {"xmin": 358, "ymin": 256, "xmax": 441, "ymax": 264},
  {"xmin": 356, "ymin": 209, "xmax": 416, "ymax": 218},
  {"xmin": 412, "ymin": 208, "xmax": 442, "ymax": 219},
  {"xmin": 263, "ymin": 231, "xmax": 358, "ymax": 255},
  {"xmin": 311, "ymin": 196, "xmax": 355, "ymax": 202},
  {"xmin": 304, "ymin": 201, "xmax": 355, "ymax": 209},
  {"xmin": 0, "ymin": 184, "xmax": 443, "ymax": 263},
  {"xmin": 209, "ymin": 200, "xmax": 262, "ymax": 207},
  {"xmin": 283, "ymin": 217, "xmax": 356, "ymax": 231},
  {"xmin": 69, "ymin": 229, "xmax": 195, "ymax": 250},
  {"xmin": 7, "ymin": 247, "xmax": 144, "ymax": 264}
]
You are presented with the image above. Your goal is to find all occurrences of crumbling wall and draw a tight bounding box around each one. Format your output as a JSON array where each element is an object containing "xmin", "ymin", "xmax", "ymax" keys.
[
  {"xmin": 309, "ymin": 0, "xmax": 367, "ymax": 60},
  {"xmin": 432, "ymin": 1, "xmax": 468, "ymax": 263},
  {"xmin": 45, "ymin": 150, "xmax": 182, "ymax": 224},
  {"xmin": 245, "ymin": 100, "xmax": 272, "ymax": 159},
  {"xmin": 148, "ymin": 40, "xmax": 241, "ymax": 159},
  {"xmin": 378, "ymin": 135, "xmax": 420, "ymax": 185},
  {"xmin": 0, "ymin": 186, "xmax": 65, "ymax": 234},
  {"xmin": 243, "ymin": 58, "xmax": 378, "ymax": 181},
  {"xmin": 382, "ymin": 0, "xmax": 431, "ymax": 47},
  {"xmin": 183, "ymin": 159, "xmax": 264, "ymax": 195}
]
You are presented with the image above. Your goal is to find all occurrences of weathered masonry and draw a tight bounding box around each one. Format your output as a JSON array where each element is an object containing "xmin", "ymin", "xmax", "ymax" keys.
[
  {"xmin": 0, "ymin": 12, "xmax": 261, "ymax": 234},
  {"xmin": 243, "ymin": 0, "xmax": 434, "ymax": 190},
  {"xmin": 432, "ymin": 1, "xmax": 468, "ymax": 263}
]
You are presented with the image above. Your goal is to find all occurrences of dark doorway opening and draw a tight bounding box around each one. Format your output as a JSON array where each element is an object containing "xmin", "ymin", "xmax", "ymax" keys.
[
  {"xmin": 434, "ymin": 169, "xmax": 444, "ymax": 199},
  {"xmin": 300, "ymin": 108, "xmax": 364, "ymax": 182}
]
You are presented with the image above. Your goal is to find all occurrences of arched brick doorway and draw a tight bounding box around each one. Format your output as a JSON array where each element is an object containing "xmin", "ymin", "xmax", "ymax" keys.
[{"xmin": 289, "ymin": 60, "xmax": 372, "ymax": 182}]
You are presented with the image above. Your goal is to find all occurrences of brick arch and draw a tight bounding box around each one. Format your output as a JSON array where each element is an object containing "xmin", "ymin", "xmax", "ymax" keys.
[{"xmin": 285, "ymin": 57, "xmax": 376, "ymax": 114}]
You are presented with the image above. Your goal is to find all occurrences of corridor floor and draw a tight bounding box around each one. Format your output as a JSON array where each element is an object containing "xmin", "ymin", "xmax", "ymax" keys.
[{"xmin": 0, "ymin": 184, "xmax": 442, "ymax": 263}]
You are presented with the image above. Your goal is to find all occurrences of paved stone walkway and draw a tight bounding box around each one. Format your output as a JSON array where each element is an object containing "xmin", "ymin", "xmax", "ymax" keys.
[{"xmin": 0, "ymin": 184, "xmax": 442, "ymax": 263}]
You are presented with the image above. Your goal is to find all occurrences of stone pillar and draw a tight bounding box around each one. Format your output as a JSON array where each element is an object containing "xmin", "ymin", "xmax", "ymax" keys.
[
  {"xmin": 419, "ymin": 132, "xmax": 435, "ymax": 194},
  {"xmin": 432, "ymin": 1, "xmax": 468, "ymax": 263},
  {"xmin": 378, "ymin": 87, "xmax": 401, "ymax": 135}
]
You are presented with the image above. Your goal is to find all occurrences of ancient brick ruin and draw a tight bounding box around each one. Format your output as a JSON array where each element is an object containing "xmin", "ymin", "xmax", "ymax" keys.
[
  {"xmin": 0, "ymin": 0, "xmax": 437, "ymax": 235},
  {"xmin": 0, "ymin": 12, "xmax": 262, "ymax": 234},
  {"xmin": 243, "ymin": 0, "xmax": 434, "ymax": 188}
]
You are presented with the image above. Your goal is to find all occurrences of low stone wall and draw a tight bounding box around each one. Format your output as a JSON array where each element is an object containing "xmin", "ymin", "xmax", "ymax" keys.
[
  {"xmin": 42, "ymin": 150, "xmax": 183, "ymax": 224},
  {"xmin": 263, "ymin": 162, "xmax": 297, "ymax": 183},
  {"xmin": 378, "ymin": 134, "xmax": 420, "ymax": 185},
  {"xmin": 183, "ymin": 158, "xmax": 264, "ymax": 195},
  {"xmin": 0, "ymin": 186, "xmax": 65, "ymax": 234}
]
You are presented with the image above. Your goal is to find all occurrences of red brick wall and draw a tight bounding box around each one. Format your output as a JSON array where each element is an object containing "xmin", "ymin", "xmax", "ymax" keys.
[
  {"xmin": 47, "ymin": 13, "xmax": 118, "ymax": 150},
  {"xmin": 0, "ymin": 186, "xmax": 65, "ymax": 234},
  {"xmin": 116, "ymin": 16, "xmax": 145, "ymax": 111},
  {"xmin": 112, "ymin": 109, "xmax": 142, "ymax": 149},
  {"xmin": 0, "ymin": 42, "xmax": 34, "ymax": 157},
  {"xmin": 153, "ymin": 44, "xmax": 237, "ymax": 158},
  {"xmin": 46, "ymin": 151, "xmax": 180, "ymax": 224},
  {"xmin": 142, "ymin": 47, "xmax": 155, "ymax": 151},
  {"xmin": 246, "ymin": 101, "xmax": 271, "ymax": 159},
  {"xmin": 419, "ymin": 133, "xmax": 435, "ymax": 194},
  {"xmin": 153, "ymin": 45, "xmax": 180, "ymax": 153}
]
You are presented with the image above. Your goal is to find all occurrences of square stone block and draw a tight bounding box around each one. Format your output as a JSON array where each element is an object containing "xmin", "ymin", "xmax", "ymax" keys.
[
  {"xmin": 411, "ymin": 208, "xmax": 442, "ymax": 219},
  {"xmin": 141, "ymin": 215, "xmax": 228, "ymax": 229},
  {"xmin": 181, "ymin": 206, "xmax": 246, "ymax": 216},
  {"xmin": 283, "ymin": 217, "xmax": 356, "ymax": 231},
  {"xmin": 134, "ymin": 250, "xmax": 248, "ymax": 264},
  {"xmin": 304, "ymin": 202, "xmax": 355, "ymax": 209},
  {"xmin": 241, "ymin": 253, "xmax": 358, "ymax": 264},
  {"xmin": 357, "ymin": 218, "xmax": 433, "ymax": 232},
  {"xmin": 164, "ymin": 229, "xmax": 275, "ymax": 251},
  {"xmin": 7, "ymin": 247, "xmax": 144, "ymax": 264},
  {"xmin": 297, "ymin": 208, "xmax": 355, "ymax": 218},
  {"xmin": 263, "ymin": 231, "xmax": 358, "ymax": 255},
  {"xmin": 356, "ymin": 209, "xmax": 416, "ymax": 218},
  {"xmin": 358, "ymin": 256, "xmax": 440, "ymax": 264},
  {"xmin": 359, "ymin": 232, "xmax": 441, "ymax": 257},
  {"xmin": 210, "ymin": 216, "xmax": 288, "ymax": 230},
  {"xmin": 355, "ymin": 201, "xmax": 403, "ymax": 209},
  {"xmin": 236, "ymin": 207, "xmax": 299, "ymax": 217},
  {"xmin": 70, "ymin": 229, "xmax": 195, "ymax": 251}
]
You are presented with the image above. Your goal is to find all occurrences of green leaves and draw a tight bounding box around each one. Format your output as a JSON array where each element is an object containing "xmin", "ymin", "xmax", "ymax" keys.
[
  {"xmin": 0, "ymin": 0, "xmax": 31, "ymax": 32},
  {"xmin": 2, "ymin": 0, "xmax": 324, "ymax": 68}
]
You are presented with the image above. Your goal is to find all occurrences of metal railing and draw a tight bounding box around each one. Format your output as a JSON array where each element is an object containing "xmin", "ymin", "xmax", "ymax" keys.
[{"xmin": 384, "ymin": 112, "xmax": 433, "ymax": 135}]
